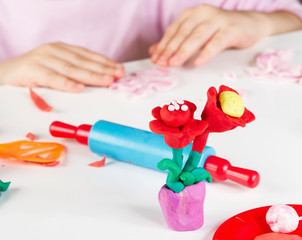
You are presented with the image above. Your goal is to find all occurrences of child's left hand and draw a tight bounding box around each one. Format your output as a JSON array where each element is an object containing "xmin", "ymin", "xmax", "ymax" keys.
[{"xmin": 149, "ymin": 4, "xmax": 302, "ymax": 67}]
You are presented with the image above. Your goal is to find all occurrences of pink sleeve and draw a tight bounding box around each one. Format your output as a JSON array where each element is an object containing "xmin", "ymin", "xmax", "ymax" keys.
[
  {"xmin": 271, "ymin": 0, "xmax": 302, "ymax": 21},
  {"xmin": 220, "ymin": 0, "xmax": 302, "ymax": 21},
  {"xmin": 157, "ymin": 0, "xmax": 203, "ymax": 35},
  {"xmin": 157, "ymin": 0, "xmax": 302, "ymax": 35}
]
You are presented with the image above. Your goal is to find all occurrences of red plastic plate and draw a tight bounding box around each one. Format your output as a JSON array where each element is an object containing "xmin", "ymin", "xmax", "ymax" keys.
[{"xmin": 213, "ymin": 204, "xmax": 302, "ymax": 240}]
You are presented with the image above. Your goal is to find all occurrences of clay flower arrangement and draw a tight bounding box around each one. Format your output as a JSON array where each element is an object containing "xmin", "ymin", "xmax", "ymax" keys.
[{"xmin": 149, "ymin": 85, "xmax": 255, "ymax": 231}]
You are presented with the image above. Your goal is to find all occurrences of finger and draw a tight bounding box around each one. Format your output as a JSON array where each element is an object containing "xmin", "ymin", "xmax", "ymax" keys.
[
  {"xmin": 154, "ymin": 19, "xmax": 204, "ymax": 67},
  {"xmin": 149, "ymin": 43, "xmax": 158, "ymax": 56},
  {"xmin": 60, "ymin": 51, "xmax": 123, "ymax": 78},
  {"xmin": 45, "ymin": 45, "xmax": 124, "ymax": 78},
  {"xmin": 38, "ymin": 56, "xmax": 114, "ymax": 87},
  {"xmin": 194, "ymin": 29, "xmax": 233, "ymax": 66},
  {"xmin": 33, "ymin": 66, "xmax": 85, "ymax": 92},
  {"xmin": 60, "ymin": 43, "xmax": 121, "ymax": 69},
  {"xmin": 168, "ymin": 22, "xmax": 218, "ymax": 66},
  {"xmin": 151, "ymin": 11, "xmax": 189, "ymax": 63}
]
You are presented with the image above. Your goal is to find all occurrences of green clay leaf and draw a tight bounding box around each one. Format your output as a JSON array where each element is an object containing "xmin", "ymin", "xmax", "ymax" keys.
[
  {"xmin": 180, "ymin": 171, "xmax": 195, "ymax": 186},
  {"xmin": 0, "ymin": 180, "xmax": 10, "ymax": 192},
  {"xmin": 166, "ymin": 181, "xmax": 185, "ymax": 193},
  {"xmin": 157, "ymin": 158, "xmax": 173, "ymax": 170},
  {"xmin": 191, "ymin": 168, "xmax": 212, "ymax": 183},
  {"xmin": 157, "ymin": 159, "xmax": 181, "ymax": 175},
  {"xmin": 157, "ymin": 158, "xmax": 182, "ymax": 183}
]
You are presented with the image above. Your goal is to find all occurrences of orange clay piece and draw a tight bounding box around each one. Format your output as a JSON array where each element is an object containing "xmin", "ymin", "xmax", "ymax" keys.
[
  {"xmin": 89, "ymin": 156, "xmax": 106, "ymax": 167},
  {"xmin": 0, "ymin": 140, "xmax": 64, "ymax": 164},
  {"xmin": 26, "ymin": 132, "xmax": 36, "ymax": 141},
  {"xmin": 29, "ymin": 88, "xmax": 53, "ymax": 112}
]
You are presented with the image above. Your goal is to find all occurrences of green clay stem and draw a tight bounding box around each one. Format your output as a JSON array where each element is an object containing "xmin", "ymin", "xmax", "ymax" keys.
[
  {"xmin": 157, "ymin": 159, "xmax": 181, "ymax": 182},
  {"xmin": 182, "ymin": 151, "xmax": 202, "ymax": 172},
  {"xmin": 172, "ymin": 148, "xmax": 183, "ymax": 169}
]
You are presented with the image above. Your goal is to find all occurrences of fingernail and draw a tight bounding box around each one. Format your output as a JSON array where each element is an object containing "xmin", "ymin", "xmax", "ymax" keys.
[
  {"xmin": 76, "ymin": 83, "xmax": 85, "ymax": 88},
  {"xmin": 114, "ymin": 68, "xmax": 123, "ymax": 76},
  {"xmin": 157, "ymin": 56, "xmax": 167, "ymax": 66},
  {"xmin": 195, "ymin": 57, "xmax": 204, "ymax": 66},
  {"xmin": 151, "ymin": 55, "xmax": 158, "ymax": 62},
  {"xmin": 104, "ymin": 75, "xmax": 114, "ymax": 81},
  {"xmin": 70, "ymin": 83, "xmax": 85, "ymax": 92},
  {"xmin": 169, "ymin": 56, "xmax": 180, "ymax": 66},
  {"xmin": 149, "ymin": 45, "xmax": 156, "ymax": 54}
]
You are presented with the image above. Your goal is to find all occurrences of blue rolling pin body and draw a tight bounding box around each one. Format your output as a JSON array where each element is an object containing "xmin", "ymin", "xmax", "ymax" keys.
[{"xmin": 88, "ymin": 120, "xmax": 215, "ymax": 171}]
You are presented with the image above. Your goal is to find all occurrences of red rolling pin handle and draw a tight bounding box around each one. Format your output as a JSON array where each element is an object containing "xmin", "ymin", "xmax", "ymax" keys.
[
  {"xmin": 50, "ymin": 121, "xmax": 91, "ymax": 145},
  {"xmin": 204, "ymin": 155, "xmax": 260, "ymax": 188}
]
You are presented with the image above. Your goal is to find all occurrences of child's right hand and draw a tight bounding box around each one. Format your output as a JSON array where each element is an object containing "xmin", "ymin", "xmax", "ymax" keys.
[
  {"xmin": 0, "ymin": 42, "xmax": 124, "ymax": 92},
  {"xmin": 149, "ymin": 4, "xmax": 302, "ymax": 68}
]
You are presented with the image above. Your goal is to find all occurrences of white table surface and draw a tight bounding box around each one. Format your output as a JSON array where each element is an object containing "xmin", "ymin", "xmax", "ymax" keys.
[{"xmin": 0, "ymin": 30, "xmax": 302, "ymax": 240}]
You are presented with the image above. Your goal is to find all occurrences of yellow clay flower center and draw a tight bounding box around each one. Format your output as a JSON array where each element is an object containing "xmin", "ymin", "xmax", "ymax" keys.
[{"xmin": 219, "ymin": 91, "xmax": 245, "ymax": 117}]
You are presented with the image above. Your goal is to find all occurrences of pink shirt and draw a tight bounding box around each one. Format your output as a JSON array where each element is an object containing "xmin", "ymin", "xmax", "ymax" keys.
[{"xmin": 0, "ymin": 0, "xmax": 302, "ymax": 63}]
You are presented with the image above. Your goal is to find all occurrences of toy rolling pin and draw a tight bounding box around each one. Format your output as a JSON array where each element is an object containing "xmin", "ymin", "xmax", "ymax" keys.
[{"xmin": 49, "ymin": 120, "xmax": 260, "ymax": 188}]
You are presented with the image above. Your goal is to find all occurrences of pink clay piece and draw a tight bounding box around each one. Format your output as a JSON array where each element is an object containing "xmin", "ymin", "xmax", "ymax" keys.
[
  {"xmin": 158, "ymin": 181, "xmax": 206, "ymax": 231},
  {"xmin": 246, "ymin": 49, "xmax": 302, "ymax": 83},
  {"xmin": 266, "ymin": 204, "xmax": 301, "ymax": 233},
  {"xmin": 110, "ymin": 68, "xmax": 177, "ymax": 98},
  {"xmin": 222, "ymin": 72, "xmax": 237, "ymax": 80}
]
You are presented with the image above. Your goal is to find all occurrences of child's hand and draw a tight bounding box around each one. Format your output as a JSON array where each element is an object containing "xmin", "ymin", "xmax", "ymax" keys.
[
  {"xmin": 149, "ymin": 4, "xmax": 302, "ymax": 67},
  {"xmin": 0, "ymin": 42, "xmax": 124, "ymax": 92}
]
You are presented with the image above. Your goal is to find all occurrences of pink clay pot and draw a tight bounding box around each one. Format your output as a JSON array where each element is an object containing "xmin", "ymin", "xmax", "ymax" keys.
[{"xmin": 158, "ymin": 181, "xmax": 206, "ymax": 231}]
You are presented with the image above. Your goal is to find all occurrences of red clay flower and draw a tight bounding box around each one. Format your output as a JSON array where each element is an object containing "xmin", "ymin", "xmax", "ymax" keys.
[
  {"xmin": 149, "ymin": 100, "xmax": 208, "ymax": 149},
  {"xmin": 201, "ymin": 85, "xmax": 255, "ymax": 133},
  {"xmin": 192, "ymin": 85, "xmax": 255, "ymax": 153}
]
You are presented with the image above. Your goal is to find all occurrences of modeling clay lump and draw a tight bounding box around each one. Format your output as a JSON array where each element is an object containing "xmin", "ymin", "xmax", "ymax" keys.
[
  {"xmin": 219, "ymin": 91, "xmax": 245, "ymax": 117},
  {"xmin": 0, "ymin": 140, "xmax": 65, "ymax": 165},
  {"xmin": 89, "ymin": 156, "xmax": 106, "ymax": 167},
  {"xmin": 266, "ymin": 205, "xmax": 302, "ymax": 233},
  {"xmin": 192, "ymin": 85, "xmax": 255, "ymax": 153},
  {"xmin": 150, "ymin": 99, "xmax": 207, "ymax": 149},
  {"xmin": 29, "ymin": 88, "xmax": 53, "ymax": 112},
  {"xmin": 246, "ymin": 48, "xmax": 302, "ymax": 84},
  {"xmin": 26, "ymin": 132, "xmax": 36, "ymax": 141},
  {"xmin": 110, "ymin": 68, "xmax": 177, "ymax": 98}
]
